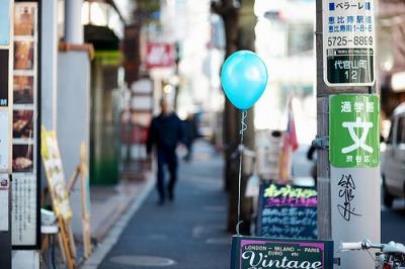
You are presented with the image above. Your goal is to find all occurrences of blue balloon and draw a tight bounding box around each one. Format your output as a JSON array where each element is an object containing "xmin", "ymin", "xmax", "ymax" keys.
[{"xmin": 220, "ymin": 50, "xmax": 268, "ymax": 110}]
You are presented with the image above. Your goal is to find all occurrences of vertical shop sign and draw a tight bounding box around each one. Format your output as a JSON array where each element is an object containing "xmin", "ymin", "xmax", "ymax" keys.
[
  {"xmin": 12, "ymin": 2, "xmax": 39, "ymax": 248},
  {"xmin": 0, "ymin": 1, "xmax": 12, "ymax": 267},
  {"xmin": 323, "ymin": 0, "xmax": 375, "ymax": 85}
]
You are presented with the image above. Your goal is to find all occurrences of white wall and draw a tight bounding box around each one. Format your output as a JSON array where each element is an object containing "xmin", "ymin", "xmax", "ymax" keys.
[{"xmin": 57, "ymin": 51, "xmax": 90, "ymax": 235}]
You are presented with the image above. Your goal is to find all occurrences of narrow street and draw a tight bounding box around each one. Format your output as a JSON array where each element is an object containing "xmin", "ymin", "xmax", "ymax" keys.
[
  {"xmin": 98, "ymin": 141, "xmax": 231, "ymax": 269},
  {"xmin": 382, "ymin": 201, "xmax": 405, "ymax": 244}
]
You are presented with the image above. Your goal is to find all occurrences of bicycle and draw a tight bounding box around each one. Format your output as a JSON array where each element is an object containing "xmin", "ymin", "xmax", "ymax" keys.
[{"xmin": 340, "ymin": 239, "xmax": 405, "ymax": 269}]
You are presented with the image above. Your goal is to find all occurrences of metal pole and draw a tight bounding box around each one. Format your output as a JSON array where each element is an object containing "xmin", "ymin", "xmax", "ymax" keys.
[
  {"xmin": 65, "ymin": 0, "xmax": 83, "ymax": 44},
  {"xmin": 316, "ymin": 0, "xmax": 380, "ymax": 267},
  {"xmin": 41, "ymin": 0, "xmax": 58, "ymax": 130}
]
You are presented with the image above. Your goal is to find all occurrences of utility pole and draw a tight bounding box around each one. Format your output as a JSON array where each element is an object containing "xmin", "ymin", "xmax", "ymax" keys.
[
  {"xmin": 0, "ymin": 0, "xmax": 13, "ymax": 268},
  {"xmin": 316, "ymin": 0, "xmax": 380, "ymax": 268},
  {"xmin": 211, "ymin": 0, "xmax": 256, "ymax": 234}
]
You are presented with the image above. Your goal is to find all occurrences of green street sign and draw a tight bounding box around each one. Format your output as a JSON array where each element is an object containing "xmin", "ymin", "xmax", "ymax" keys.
[{"xmin": 329, "ymin": 94, "xmax": 380, "ymax": 168}]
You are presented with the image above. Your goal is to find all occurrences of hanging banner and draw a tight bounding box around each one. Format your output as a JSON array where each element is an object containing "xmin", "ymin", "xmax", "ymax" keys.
[
  {"xmin": 256, "ymin": 181, "xmax": 318, "ymax": 240},
  {"xmin": 323, "ymin": 0, "xmax": 375, "ymax": 86},
  {"xmin": 12, "ymin": 2, "xmax": 40, "ymax": 248},
  {"xmin": 231, "ymin": 236, "xmax": 334, "ymax": 269}
]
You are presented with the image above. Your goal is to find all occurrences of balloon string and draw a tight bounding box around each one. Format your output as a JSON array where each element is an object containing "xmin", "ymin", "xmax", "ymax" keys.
[{"xmin": 236, "ymin": 110, "xmax": 247, "ymax": 235}]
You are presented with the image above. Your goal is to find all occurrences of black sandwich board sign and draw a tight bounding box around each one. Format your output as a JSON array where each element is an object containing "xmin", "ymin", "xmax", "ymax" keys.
[
  {"xmin": 256, "ymin": 181, "xmax": 318, "ymax": 240},
  {"xmin": 231, "ymin": 236, "xmax": 334, "ymax": 269}
]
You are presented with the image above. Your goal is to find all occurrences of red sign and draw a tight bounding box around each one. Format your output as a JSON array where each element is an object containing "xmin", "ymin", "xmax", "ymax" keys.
[{"xmin": 145, "ymin": 43, "xmax": 175, "ymax": 69}]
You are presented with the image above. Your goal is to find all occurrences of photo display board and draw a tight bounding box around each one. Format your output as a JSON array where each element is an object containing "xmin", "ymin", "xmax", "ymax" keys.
[
  {"xmin": 11, "ymin": 1, "xmax": 40, "ymax": 248},
  {"xmin": 256, "ymin": 181, "xmax": 318, "ymax": 240},
  {"xmin": 231, "ymin": 236, "xmax": 334, "ymax": 269},
  {"xmin": 323, "ymin": 0, "xmax": 375, "ymax": 86}
]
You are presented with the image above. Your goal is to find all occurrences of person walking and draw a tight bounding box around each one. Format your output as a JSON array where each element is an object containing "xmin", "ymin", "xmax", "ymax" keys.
[
  {"xmin": 182, "ymin": 114, "xmax": 199, "ymax": 162},
  {"xmin": 147, "ymin": 98, "xmax": 184, "ymax": 205}
]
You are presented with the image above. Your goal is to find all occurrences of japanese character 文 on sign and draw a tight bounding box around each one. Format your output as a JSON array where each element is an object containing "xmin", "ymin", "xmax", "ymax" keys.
[{"xmin": 330, "ymin": 95, "xmax": 379, "ymax": 168}]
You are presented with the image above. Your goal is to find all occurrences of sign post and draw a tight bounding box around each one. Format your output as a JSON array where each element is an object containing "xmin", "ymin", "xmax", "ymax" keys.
[
  {"xmin": 323, "ymin": 0, "xmax": 375, "ymax": 86},
  {"xmin": 317, "ymin": 0, "xmax": 379, "ymax": 268},
  {"xmin": 329, "ymin": 94, "xmax": 380, "ymax": 268},
  {"xmin": 0, "ymin": 0, "xmax": 13, "ymax": 268}
]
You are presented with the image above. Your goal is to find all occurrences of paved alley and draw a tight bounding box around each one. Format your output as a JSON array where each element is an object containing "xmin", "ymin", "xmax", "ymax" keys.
[{"xmin": 98, "ymin": 141, "xmax": 231, "ymax": 269}]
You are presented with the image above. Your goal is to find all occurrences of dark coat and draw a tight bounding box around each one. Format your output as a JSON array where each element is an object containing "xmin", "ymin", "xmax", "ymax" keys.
[{"xmin": 146, "ymin": 112, "xmax": 184, "ymax": 154}]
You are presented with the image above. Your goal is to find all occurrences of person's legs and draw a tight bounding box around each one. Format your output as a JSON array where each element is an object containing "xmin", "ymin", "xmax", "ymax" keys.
[
  {"xmin": 184, "ymin": 142, "xmax": 192, "ymax": 161},
  {"xmin": 167, "ymin": 152, "xmax": 178, "ymax": 201},
  {"xmin": 156, "ymin": 152, "xmax": 166, "ymax": 204}
]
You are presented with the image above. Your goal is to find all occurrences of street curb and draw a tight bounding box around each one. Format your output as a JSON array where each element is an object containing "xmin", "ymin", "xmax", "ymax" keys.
[{"xmin": 80, "ymin": 177, "xmax": 155, "ymax": 269}]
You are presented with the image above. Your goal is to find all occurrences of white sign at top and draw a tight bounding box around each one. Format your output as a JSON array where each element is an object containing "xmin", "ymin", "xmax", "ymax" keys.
[{"xmin": 323, "ymin": 0, "xmax": 376, "ymax": 86}]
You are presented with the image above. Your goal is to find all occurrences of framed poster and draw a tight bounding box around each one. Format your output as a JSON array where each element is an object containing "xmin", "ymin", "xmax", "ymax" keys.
[{"xmin": 12, "ymin": 1, "xmax": 40, "ymax": 249}]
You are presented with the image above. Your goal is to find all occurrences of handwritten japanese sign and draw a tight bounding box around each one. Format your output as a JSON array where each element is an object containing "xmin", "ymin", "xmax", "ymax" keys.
[
  {"xmin": 231, "ymin": 236, "xmax": 334, "ymax": 269},
  {"xmin": 330, "ymin": 167, "xmax": 380, "ymax": 269},
  {"xmin": 256, "ymin": 182, "xmax": 318, "ymax": 240},
  {"xmin": 329, "ymin": 94, "xmax": 379, "ymax": 168},
  {"xmin": 323, "ymin": 0, "xmax": 375, "ymax": 86}
]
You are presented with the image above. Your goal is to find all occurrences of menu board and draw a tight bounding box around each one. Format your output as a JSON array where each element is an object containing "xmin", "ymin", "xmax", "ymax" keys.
[
  {"xmin": 41, "ymin": 129, "xmax": 72, "ymax": 221},
  {"xmin": 256, "ymin": 182, "xmax": 318, "ymax": 240},
  {"xmin": 231, "ymin": 236, "xmax": 334, "ymax": 269},
  {"xmin": 11, "ymin": 2, "xmax": 39, "ymax": 248}
]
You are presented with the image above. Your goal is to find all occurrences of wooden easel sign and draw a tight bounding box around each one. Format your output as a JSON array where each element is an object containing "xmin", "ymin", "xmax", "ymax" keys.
[
  {"xmin": 41, "ymin": 127, "xmax": 76, "ymax": 269},
  {"xmin": 67, "ymin": 142, "xmax": 92, "ymax": 258}
]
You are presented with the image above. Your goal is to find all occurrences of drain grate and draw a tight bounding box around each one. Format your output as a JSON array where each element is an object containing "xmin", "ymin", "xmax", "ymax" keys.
[{"xmin": 110, "ymin": 255, "xmax": 176, "ymax": 267}]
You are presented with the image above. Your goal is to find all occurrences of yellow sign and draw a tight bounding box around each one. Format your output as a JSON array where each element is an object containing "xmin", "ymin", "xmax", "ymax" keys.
[{"xmin": 41, "ymin": 127, "xmax": 72, "ymax": 220}]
